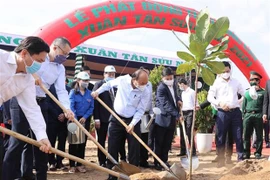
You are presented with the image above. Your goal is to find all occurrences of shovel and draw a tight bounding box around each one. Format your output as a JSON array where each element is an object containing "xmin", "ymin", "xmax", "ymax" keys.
[
  {"xmin": 0, "ymin": 126, "xmax": 130, "ymax": 180},
  {"xmin": 179, "ymin": 110, "xmax": 199, "ymax": 171},
  {"xmin": 96, "ymin": 97, "xmax": 180, "ymax": 179},
  {"xmin": 39, "ymin": 84, "xmax": 141, "ymax": 176},
  {"xmin": 145, "ymin": 107, "xmax": 161, "ymax": 130}
]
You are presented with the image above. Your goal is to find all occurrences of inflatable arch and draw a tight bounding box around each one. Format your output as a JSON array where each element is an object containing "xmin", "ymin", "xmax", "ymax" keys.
[{"xmin": 34, "ymin": 0, "xmax": 269, "ymax": 86}]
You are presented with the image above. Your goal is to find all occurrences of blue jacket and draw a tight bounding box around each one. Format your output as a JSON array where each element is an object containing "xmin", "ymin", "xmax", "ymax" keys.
[
  {"xmin": 155, "ymin": 82, "xmax": 181, "ymax": 128},
  {"xmin": 69, "ymin": 88, "xmax": 94, "ymax": 120}
]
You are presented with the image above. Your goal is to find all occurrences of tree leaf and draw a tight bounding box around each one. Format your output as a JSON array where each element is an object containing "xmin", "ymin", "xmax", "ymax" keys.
[
  {"xmin": 189, "ymin": 40, "xmax": 207, "ymax": 62},
  {"xmin": 201, "ymin": 67, "xmax": 215, "ymax": 85},
  {"xmin": 205, "ymin": 61, "xmax": 225, "ymax": 74},
  {"xmin": 218, "ymin": 52, "xmax": 230, "ymax": 59},
  {"xmin": 218, "ymin": 43, "xmax": 228, "ymax": 52},
  {"xmin": 176, "ymin": 62, "xmax": 195, "ymax": 74},
  {"xmin": 177, "ymin": 51, "xmax": 195, "ymax": 62},
  {"xmin": 172, "ymin": 30, "xmax": 189, "ymax": 50},
  {"xmin": 195, "ymin": 9, "xmax": 210, "ymax": 42},
  {"xmin": 205, "ymin": 17, "xmax": 230, "ymax": 45}
]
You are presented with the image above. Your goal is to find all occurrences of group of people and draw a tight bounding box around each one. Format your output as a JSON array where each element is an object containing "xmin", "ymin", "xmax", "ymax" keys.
[{"xmin": 0, "ymin": 35, "xmax": 270, "ymax": 180}]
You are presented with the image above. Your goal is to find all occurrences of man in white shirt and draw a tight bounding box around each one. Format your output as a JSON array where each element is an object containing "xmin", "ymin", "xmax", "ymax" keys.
[
  {"xmin": 0, "ymin": 36, "xmax": 51, "ymax": 179},
  {"xmin": 3, "ymin": 37, "xmax": 74, "ymax": 180},
  {"xmin": 91, "ymin": 68, "xmax": 150, "ymax": 180},
  {"xmin": 178, "ymin": 79, "xmax": 199, "ymax": 157},
  {"xmin": 207, "ymin": 61, "xmax": 245, "ymax": 168}
]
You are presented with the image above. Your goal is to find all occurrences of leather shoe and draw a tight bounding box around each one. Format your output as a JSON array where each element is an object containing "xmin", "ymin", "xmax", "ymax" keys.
[
  {"xmin": 177, "ymin": 152, "xmax": 186, "ymax": 157},
  {"xmin": 140, "ymin": 162, "xmax": 150, "ymax": 168},
  {"xmin": 154, "ymin": 164, "xmax": 163, "ymax": 171},
  {"xmin": 49, "ymin": 164, "xmax": 57, "ymax": 171}
]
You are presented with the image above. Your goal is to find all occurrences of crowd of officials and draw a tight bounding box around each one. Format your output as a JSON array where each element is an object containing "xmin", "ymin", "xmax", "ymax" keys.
[{"xmin": 0, "ymin": 36, "xmax": 270, "ymax": 180}]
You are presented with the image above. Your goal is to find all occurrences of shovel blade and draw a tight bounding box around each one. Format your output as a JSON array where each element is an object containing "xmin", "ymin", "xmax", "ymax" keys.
[
  {"xmin": 113, "ymin": 160, "xmax": 141, "ymax": 176},
  {"xmin": 181, "ymin": 156, "xmax": 199, "ymax": 171}
]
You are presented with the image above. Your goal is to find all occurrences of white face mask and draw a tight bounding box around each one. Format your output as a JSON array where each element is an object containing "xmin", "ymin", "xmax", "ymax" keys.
[
  {"xmin": 136, "ymin": 84, "xmax": 146, "ymax": 91},
  {"xmin": 221, "ymin": 72, "xmax": 230, "ymax": 80},
  {"xmin": 163, "ymin": 79, "xmax": 174, "ymax": 86}
]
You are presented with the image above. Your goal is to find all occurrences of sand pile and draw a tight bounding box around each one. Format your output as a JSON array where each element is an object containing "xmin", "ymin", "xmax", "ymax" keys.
[
  {"xmin": 220, "ymin": 159, "xmax": 270, "ymax": 180},
  {"xmin": 130, "ymin": 172, "xmax": 161, "ymax": 180}
]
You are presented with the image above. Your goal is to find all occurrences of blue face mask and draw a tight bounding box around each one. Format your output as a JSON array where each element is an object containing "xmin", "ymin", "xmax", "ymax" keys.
[
  {"xmin": 54, "ymin": 55, "xmax": 67, "ymax": 64},
  {"xmin": 25, "ymin": 54, "xmax": 42, "ymax": 74},
  {"xmin": 105, "ymin": 77, "xmax": 115, "ymax": 82}
]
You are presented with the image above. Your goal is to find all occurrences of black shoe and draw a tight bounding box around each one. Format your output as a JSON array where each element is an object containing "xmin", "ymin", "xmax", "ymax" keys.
[
  {"xmin": 266, "ymin": 143, "xmax": 270, "ymax": 148},
  {"xmin": 140, "ymin": 162, "xmax": 150, "ymax": 168},
  {"xmin": 107, "ymin": 175, "xmax": 118, "ymax": 180},
  {"xmin": 165, "ymin": 162, "xmax": 171, "ymax": 168},
  {"xmin": 56, "ymin": 163, "xmax": 67, "ymax": 170},
  {"xmin": 216, "ymin": 161, "xmax": 225, "ymax": 168},
  {"xmin": 243, "ymin": 154, "xmax": 250, "ymax": 160},
  {"xmin": 101, "ymin": 163, "xmax": 107, "ymax": 168},
  {"xmin": 154, "ymin": 164, "xmax": 163, "ymax": 171},
  {"xmin": 255, "ymin": 153, "xmax": 262, "ymax": 159},
  {"xmin": 177, "ymin": 152, "xmax": 186, "ymax": 157},
  {"xmin": 49, "ymin": 164, "xmax": 57, "ymax": 171},
  {"xmin": 225, "ymin": 158, "xmax": 233, "ymax": 164}
]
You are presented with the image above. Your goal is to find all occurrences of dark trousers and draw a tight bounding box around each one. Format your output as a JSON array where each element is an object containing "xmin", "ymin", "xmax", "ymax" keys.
[
  {"xmin": 148, "ymin": 121, "xmax": 155, "ymax": 150},
  {"xmin": 3, "ymin": 97, "xmax": 48, "ymax": 180},
  {"xmin": 180, "ymin": 110, "xmax": 196, "ymax": 155},
  {"xmin": 140, "ymin": 133, "xmax": 149, "ymax": 164},
  {"xmin": 107, "ymin": 117, "xmax": 140, "ymax": 179},
  {"xmin": 69, "ymin": 116, "xmax": 90, "ymax": 167},
  {"xmin": 216, "ymin": 108, "xmax": 243, "ymax": 161},
  {"xmin": 243, "ymin": 113, "xmax": 263, "ymax": 156},
  {"xmin": 47, "ymin": 119, "xmax": 68, "ymax": 165},
  {"xmin": 154, "ymin": 124, "xmax": 175, "ymax": 164},
  {"xmin": 215, "ymin": 122, "xmax": 233, "ymax": 158},
  {"xmin": 263, "ymin": 120, "xmax": 269, "ymax": 143},
  {"xmin": 96, "ymin": 121, "xmax": 109, "ymax": 165}
]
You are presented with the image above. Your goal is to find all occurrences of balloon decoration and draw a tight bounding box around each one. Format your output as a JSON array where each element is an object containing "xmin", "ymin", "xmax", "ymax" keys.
[{"xmin": 34, "ymin": 0, "xmax": 269, "ymax": 87}]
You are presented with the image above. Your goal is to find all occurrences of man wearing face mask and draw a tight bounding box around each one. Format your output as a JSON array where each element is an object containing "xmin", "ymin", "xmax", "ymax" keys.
[
  {"xmin": 91, "ymin": 68, "xmax": 150, "ymax": 180},
  {"xmin": 207, "ymin": 61, "xmax": 245, "ymax": 168},
  {"xmin": 242, "ymin": 71, "xmax": 265, "ymax": 159},
  {"xmin": 0, "ymin": 37, "xmax": 52, "ymax": 180},
  {"xmin": 3, "ymin": 37, "xmax": 74, "ymax": 180},
  {"xmin": 93, "ymin": 65, "xmax": 117, "ymax": 167},
  {"xmin": 154, "ymin": 67, "xmax": 182, "ymax": 170},
  {"xmin": 178, "ymin": 79, "xmax": 199, "ymax": 157}
]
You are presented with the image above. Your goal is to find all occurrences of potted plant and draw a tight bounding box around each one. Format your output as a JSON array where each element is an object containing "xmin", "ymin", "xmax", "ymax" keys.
[
  {"xmin": 173, "ymin": 8, "xmax": 230, "ymax": 178},
  {"xmin": 195, "ymin": 90, "xmax": 215, "ymax": 154}
]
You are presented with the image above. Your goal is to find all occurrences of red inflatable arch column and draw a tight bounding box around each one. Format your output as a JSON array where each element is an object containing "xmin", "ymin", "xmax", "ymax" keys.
[{"xmin": 34, "ymin": 0, "xmax": 269, "ymax": 86}]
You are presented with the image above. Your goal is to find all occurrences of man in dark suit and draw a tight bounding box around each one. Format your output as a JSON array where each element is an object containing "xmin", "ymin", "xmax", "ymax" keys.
[
  {"xmin": 263, "ymin": 79, "xmax": 270, "ymax": 148},
  {"xmin": 154, "ymin": 67, "xmax": 182, "ymax": 170},
  {"xmin": 47, "ymin": 78, "xmax": 71, "ymax": 170},
  {"xmin": 93, "ymin": 65, "xmax": 117, "ymax": 167}
]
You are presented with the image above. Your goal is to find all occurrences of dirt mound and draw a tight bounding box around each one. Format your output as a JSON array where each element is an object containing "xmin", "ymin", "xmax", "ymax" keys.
[
  {"xmin": 220, "ymin": 159, "xmax": 270, "ymax": 180},
  {"xmin": 130, "ymin": 172, "xmax": 161, "ymax": 180}
]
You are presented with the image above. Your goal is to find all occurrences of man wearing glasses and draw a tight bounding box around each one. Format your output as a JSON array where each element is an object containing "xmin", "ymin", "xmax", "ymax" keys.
[
  {"xmin": 242, "ymin": 71, "xmax": 265, "ymax": 159},
  {"xmin": 3, "ymin": 37, "xmax": 74, "ymax": 180}
]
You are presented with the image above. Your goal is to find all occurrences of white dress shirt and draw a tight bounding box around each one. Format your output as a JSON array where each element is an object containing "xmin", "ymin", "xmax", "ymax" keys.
[
  {"xmin": 181, "ymin": 87, "xmax": 199, "ymax": 111},
  {"xmin": 207, "ymin": 77, "xmax": 244, "ymax": 109},
  {"xmin": 168, "ymin": 85, "xmax": 176, "ymax": 106},
  {"xmin": 0, "ymin": 50, "xmax": 47, "ymax": 141},
  {"xmin": 145, "ymin": 82, "xmax": 153, "ymax": 114},
  {"xmin": 35, "ymin": 56, "xmax": 70, "ymax": 109},
  {"xmin": 96, "ymin": 74, "xmax": 150, "ymax": 126}
]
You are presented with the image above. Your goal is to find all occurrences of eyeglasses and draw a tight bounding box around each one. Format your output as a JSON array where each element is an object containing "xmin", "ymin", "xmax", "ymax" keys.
[
  {"xmin": 250, "ymin": 78, "xmax": 260, "ymax": 81},
  {"xmin": 55, "ymin": 45, "xmax": 69, "ymax": 58}
]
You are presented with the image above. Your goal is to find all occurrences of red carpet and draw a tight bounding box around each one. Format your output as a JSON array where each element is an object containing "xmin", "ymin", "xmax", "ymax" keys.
[{"xmin": 172, "ymin": 135, "xmax": 270, "ymax": 156}]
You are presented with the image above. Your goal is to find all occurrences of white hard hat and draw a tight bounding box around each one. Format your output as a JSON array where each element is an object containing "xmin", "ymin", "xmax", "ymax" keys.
[
  {"xmin": 104, "ymin": 65, "xmax": 116, "ymax": 73},
  {"xmin": 77, "ymin": 72, "xmax": 90, "ymax": 80}
]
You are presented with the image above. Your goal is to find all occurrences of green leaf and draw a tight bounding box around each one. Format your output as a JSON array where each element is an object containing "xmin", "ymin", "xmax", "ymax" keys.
[
  {"xmin": 201, "ymin": 67, "xmax": 215, "ymax": 85},
  {"xmin": 221, "ymin": 36, "xmax": 229, "ymax": 43},
  {"xmin": 176, "ymin": 62, "xmax": 195, "ymax": 74},
  {"xmin": 206, "ymin": 44, "xmax": 222, "ymax": 52},
  {"xmin": 218, "ymin": 52, "xmax": 229, "ymax": 59},
  {"xmin": 205, "ymin": 61, "xmax": 225, "ymax": 74},
  {"xmin": 218, "ymin": 43, "xmax": 228, "ymax": 52},
  {"xmin": 205, "ymin": 17, "xmax": 230, "ymax": 45},
  {"xmin": 172, "ymin": 30, "xmax": 189, "ymax": 50},
  {"xmin": 177, "ymin": 51, "xmax": 195, "ymax": 62},
  {"xmin": 195, "ymin": 9, "xmax": 210, "ymax": 42},
  {"xmin": 202, "ymin": 56, "xmax": 217, "ymax": 61},
  {"xmin": 189, "ymin": 40, "xmax": 207, "ymax": 62}
]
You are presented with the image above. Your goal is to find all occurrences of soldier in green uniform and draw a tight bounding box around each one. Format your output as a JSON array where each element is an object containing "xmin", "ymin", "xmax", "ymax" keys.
[{"xmin": 242, "ymin": 71, "xmax": 265, "ymax": 159}]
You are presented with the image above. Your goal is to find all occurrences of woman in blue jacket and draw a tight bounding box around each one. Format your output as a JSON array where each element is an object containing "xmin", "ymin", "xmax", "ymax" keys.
[{"xmin": 69, "ymin": 72, "xmax": 94, "ymax": 173}]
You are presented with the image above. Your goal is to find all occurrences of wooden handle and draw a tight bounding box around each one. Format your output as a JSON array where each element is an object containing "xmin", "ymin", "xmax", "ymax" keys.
[
  {"xmin": 96, "ymin": 97, "xmax": 171, "ymax": 172},
  {"xmin": 145, "ymin": 117, "xmax": 154, "ymax": 130},
  {"xmin": 180, "ymin": 110, "xmax": 191, "ymax": 158},
  {"xmin": 0, "ymin": 126, "xmax": 130, "ymax": 180},
  {"xmin": 39, "ymin": 84, "xmax": 119, "ymax": 166}
]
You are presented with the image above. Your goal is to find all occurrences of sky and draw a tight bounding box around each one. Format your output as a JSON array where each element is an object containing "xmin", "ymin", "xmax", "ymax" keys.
[{"xmin": 0, "ymin": 0, "xmax": 269, "ymax": 89}]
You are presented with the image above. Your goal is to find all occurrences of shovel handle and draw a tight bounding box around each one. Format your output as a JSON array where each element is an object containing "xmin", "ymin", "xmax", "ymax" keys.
[
  {"xmin": 0, "ymin": 126, "xmax": 130, "ymax": 180},
  {"xmin": 39, "ymin": 84, "xmax": 118, "ymax": 166},
  {"xmin": 145, "ymin": 117, "xmax": 154, "ymax": 130},
  {"xmin": 179, "ymin": 110, "xmax": 191, "ymax": 158},
  {"xmin": 96, "ymin": 97, "xmax": 171, "ymax": 172}
]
